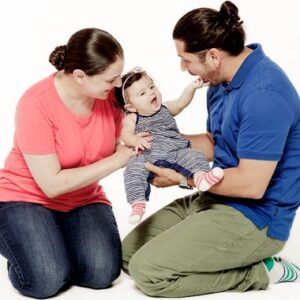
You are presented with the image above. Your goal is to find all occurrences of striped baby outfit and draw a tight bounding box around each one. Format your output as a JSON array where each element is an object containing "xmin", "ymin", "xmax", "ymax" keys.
[{"xmin": 124, "ymin": 105, "xmax": 210, "ymax": 203}]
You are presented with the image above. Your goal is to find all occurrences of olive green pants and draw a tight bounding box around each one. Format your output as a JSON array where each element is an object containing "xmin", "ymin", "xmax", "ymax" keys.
[{"xmin": 122, "ymin": 192, "xmax": 285, "ymax": 297}]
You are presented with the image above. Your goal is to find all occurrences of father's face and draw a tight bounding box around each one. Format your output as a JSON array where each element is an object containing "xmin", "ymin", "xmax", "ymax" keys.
[{"xmin": 174, "ymin": 40, "xmax": 221, "ymax": 86}]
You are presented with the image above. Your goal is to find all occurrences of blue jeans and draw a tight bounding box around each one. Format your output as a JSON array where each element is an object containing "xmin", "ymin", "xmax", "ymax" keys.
[{"xmin": 0, "ymin": 201, "xmax": 122, "ymax": 299}]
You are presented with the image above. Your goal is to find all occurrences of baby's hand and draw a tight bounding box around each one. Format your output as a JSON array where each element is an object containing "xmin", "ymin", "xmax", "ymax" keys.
[
  {"xmin": 134, "ymin": 132, "xmax": 153, "ymax": 152},
  {"xmin": 190, "ymin": 78, "xmax": 210, "ymax": 90}
]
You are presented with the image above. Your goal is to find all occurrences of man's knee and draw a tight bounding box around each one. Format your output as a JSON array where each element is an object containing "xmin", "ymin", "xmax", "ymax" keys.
[{"xmin": 128, "ymin": 252, "xmax": 160, "ymax": 296}]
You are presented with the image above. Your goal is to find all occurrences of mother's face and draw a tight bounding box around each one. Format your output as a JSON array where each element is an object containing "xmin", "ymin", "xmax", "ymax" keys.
[{"xmin": 80, "ymin": 57, "xmax": 124, "ymax": 99}]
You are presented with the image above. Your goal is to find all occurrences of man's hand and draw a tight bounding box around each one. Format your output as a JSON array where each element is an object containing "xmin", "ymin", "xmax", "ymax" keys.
[{"xmin": 145, "ymin": 162, "xmax": 181, "ymax": 187}]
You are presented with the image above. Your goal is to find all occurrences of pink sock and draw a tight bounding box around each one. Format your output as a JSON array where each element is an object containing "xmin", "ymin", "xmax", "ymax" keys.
[
  {"xmin": 129, "ymin": 200, "xmax": 146, "ymax": 224},
  {"xmin": 194, "ymin": 167, "xmax": 224, "ymax": 192}
]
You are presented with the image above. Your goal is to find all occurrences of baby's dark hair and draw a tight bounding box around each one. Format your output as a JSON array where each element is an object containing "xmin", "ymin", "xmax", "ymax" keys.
[{"xmin": 115, "ymin": 69, "xmax": 148, "ymax": 110}]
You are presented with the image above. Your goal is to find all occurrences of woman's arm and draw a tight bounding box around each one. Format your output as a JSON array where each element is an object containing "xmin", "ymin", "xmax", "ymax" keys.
[{"xmin": 24, "ymin": 144, "xmax": 135, "ymax": 198}]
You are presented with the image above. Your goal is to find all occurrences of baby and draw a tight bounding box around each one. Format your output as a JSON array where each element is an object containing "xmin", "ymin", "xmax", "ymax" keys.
[{"xmin": 115, "ymin": 67, "xmax": 223, "ymax": 224}]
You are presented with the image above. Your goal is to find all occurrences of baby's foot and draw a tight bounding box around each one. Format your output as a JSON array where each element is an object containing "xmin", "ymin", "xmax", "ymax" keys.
[
  {"xmin": 194, "ymin": 167, "xmax": 224, "ymax": 191},
  {"xmin": 129, "ymin": 200, "xmax": 146, "ymax": 224}
]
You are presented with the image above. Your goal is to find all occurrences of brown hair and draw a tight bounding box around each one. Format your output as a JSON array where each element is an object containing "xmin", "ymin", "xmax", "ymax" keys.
[
  {"xmin": 49, "ymin": 28, "xmax": 123, "ymax": 75},
  {"xmin": 173, "ymin": 1, "xmax": 245, "ymax": 56}
]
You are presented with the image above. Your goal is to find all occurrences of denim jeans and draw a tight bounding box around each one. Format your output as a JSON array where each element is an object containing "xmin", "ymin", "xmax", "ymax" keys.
[{"xmin": 0, "ymin": 201, "xmax": 121, "ymax": 299}]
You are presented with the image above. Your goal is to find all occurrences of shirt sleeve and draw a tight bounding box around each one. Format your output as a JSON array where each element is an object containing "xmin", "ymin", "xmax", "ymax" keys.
[
  {"xmin": 237, "ymin": 90, "xmax": 294, "ymax": 161},
  {"xmin": 15, "ymin": 96, "xmax": 56, "ymax": 154}
]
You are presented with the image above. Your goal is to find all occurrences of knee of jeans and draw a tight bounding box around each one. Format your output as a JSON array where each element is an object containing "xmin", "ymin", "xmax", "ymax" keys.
[
  {"xmin": 9, "ymin": 260, "xmax": 71, "ymax": 298},
  {"xmin": 78, "ymin": 257, "xmax": 121, "ymax": 289}
]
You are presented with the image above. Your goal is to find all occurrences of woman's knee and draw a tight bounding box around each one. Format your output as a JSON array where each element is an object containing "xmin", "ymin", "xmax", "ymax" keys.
[
  {"xmin": 77, "ymin": 257, "xmax": 121, "ymax": 289},
  {"xmin": 8, "ymin": 259, "xmax": 71, "ymax": 298}
]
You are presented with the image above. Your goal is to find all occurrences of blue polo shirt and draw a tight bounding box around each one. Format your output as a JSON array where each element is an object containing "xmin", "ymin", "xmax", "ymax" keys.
[{"xmin": 207, "ymin": 44, "xmax": 300, "ymax": 241}]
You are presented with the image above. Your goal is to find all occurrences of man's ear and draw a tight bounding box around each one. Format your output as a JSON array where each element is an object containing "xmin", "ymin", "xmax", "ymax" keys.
[
  {"xmin": 73, "ymin": 69, "xmax": 85, "ymax": 84},
  {"xmin": 124, "ymin": 103, "xmax": 136, "ymax": 113},
  {"xmin": 206, "ymin": 48, "xmax": 221, "ymax": 68}
]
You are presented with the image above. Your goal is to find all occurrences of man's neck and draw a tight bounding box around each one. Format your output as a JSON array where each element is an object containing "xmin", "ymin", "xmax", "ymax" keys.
[{"xmin": 222, "ymin": 47, "xmax": 253, "ymax": 82}]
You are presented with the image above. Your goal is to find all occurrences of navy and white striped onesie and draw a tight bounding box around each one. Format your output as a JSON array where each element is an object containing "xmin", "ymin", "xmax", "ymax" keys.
[{"xmin": 124, "ymin": 105, "xmax": 210, "ymax": 204}]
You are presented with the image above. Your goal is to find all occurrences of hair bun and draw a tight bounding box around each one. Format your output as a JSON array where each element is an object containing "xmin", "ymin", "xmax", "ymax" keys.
[
  {"xmin": 49, "ymin": 45, "xmax": 67, "ymax": 70},
  {"xmin": 219, "ymin": 1, "xmax": 243, "ymax": 29}
]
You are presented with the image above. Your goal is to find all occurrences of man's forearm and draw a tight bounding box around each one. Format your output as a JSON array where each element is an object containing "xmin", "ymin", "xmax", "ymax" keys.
[{"xmin": 183, "ymin": 133, "xmax": 214, "ymax": 161}]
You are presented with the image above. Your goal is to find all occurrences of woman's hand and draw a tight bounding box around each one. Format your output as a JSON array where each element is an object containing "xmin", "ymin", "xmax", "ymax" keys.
[
  {"xmin": 145, "ymin": 162, "xmax": 181, "ymax": 188},
  {"xmin": 133, "ymin": 132, "xmax": 153, "ymax": 152},
  {"xmin": 114, "ymin": 144, "xmax": 136, "ymax": 168}
]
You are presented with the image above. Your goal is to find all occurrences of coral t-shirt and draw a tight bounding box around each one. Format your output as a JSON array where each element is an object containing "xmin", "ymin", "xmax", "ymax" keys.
[{"xmin": 0, "ymin": 73, "xmax": 123, "ymax": 211}]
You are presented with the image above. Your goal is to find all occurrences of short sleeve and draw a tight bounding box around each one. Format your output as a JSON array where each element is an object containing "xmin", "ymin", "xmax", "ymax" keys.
[
  {"xmin": 237, "ymin": 90, "xmax": 294, "ymax": 161},
  {"xmin": 15, "ymin": 97, "xmax": 56, "ymax": 154}
]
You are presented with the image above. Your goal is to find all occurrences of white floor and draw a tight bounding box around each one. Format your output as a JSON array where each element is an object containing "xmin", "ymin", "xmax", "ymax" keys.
[{"xmin": 1, "ymin": 169, "xmax": 300, "ymax": 299}]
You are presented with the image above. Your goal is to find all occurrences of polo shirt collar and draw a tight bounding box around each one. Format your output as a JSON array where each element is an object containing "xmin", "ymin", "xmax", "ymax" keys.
[{"xmin": 225, "ymin": 43, "xmax": 265, "ymax": 91}]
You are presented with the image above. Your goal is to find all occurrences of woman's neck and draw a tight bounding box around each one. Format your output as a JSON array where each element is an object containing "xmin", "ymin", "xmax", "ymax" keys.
[{"xmin": 54, "ymin": 71, "xmax": 95, "ymax": 117}]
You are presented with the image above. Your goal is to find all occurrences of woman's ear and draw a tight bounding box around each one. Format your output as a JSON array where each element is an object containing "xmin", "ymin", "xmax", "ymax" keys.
[
  {"xmin": 124, "ymin": 103, "xmax": 137, "ymax": 113},
  {"xmin": 73, "ymin": 69, "xmax": 85, "ymax": 84}
]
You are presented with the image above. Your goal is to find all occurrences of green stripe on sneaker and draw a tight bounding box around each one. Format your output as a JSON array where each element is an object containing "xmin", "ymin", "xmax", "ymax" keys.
[
  {"xmin": 263, "ymin": 257, "xmax": 275, "ymax": 272},
  {"xmin": 292, "ymin": 263, "xmax": 300, "ymax": 272},
  {"xmin": 280, "ymin": 262, "xmax": 297, "ymax": 282}
]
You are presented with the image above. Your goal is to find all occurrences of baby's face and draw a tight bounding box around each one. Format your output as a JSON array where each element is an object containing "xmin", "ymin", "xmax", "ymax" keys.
[{"xmin": 126, "ymin": 75, "xmax": 162, "ymax": 116}]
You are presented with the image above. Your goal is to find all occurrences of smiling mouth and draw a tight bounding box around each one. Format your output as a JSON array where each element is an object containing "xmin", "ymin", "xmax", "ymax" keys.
[{"xmin": 151, "ymin": 97, "xmax": 158, "ymax": 105}]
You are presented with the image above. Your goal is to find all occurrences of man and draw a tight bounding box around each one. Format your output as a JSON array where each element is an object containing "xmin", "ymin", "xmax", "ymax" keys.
[{"xmin": 122, "ymin": 1, "xmax": 300, "ymax": 297}]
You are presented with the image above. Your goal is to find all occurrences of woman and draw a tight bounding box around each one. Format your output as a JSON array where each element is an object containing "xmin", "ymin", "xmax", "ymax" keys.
[{"xmin": 0, "ymin": 28, "xmax": 135, "ymax": 298}]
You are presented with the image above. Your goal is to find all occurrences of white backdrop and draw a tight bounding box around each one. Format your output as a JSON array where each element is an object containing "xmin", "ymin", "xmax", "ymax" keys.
[{"xmin": 0, "ymin": 1, "xmax": 300, "ymax": 299}]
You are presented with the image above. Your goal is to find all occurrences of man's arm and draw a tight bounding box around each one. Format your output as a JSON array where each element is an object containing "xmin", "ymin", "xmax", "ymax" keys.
[
  {"xmin": 145, "ymin": 131, "xmax": 214, "ymax": 187},
  {"xmin": 146, "ymin": 158, "xmax": 277, "ymax": 199},
  {"xmin": 208, "ymin": 159, "xmax": 277, "ymax": 198},
  {"xmin": 146, "ymin": 130, "xmax": 277, "ymax": 198},
  {"xmin": 183, "ymin": 132, "xmax": 214, "ymax": 162}
]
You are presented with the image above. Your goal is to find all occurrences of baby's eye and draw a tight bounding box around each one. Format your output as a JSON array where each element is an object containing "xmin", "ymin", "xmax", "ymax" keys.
[
  {"xmin": 150, "ymin": 84, "xmax": 155, "ymax": 89},
  {"xmin": 139, "ymin": 92, "xmax": 145, "ymax": 96}
]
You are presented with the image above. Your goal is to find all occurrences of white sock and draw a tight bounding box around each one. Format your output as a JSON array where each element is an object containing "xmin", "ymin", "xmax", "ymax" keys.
[
  {"xmin": 263, "ymin": 257, "xmax": 300, "ymax": 284},
  {"xmin": 194, "ymin": 167, "xmax": 224, "ymax": 192},
  {"xmin": 129, "ymin": 200, "xmax": 146, "ymax": 224}
]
